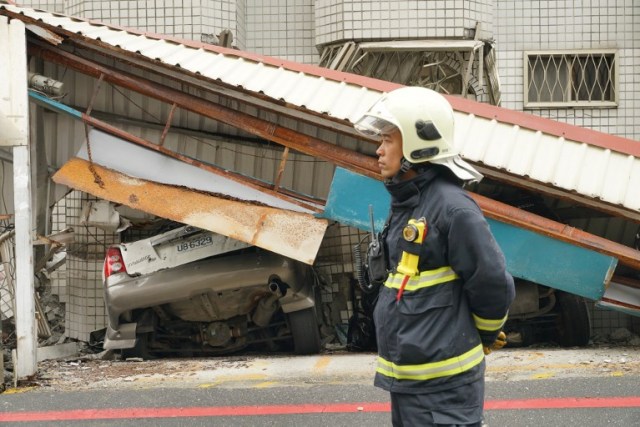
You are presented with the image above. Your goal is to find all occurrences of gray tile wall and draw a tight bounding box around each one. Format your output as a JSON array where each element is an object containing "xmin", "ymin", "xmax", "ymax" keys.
[
  {"xmin": 495, "ymin": 0, "xmax": 640, "ymax": 141},
  {"xmin": 314, "ymin": 0, "xmax": 492, "ymax": 45}
]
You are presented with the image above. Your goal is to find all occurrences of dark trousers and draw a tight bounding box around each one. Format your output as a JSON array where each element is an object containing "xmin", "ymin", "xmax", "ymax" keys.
[{"xmin": 389, "ymin": 379, "xmax": 484, "ymax": 427}]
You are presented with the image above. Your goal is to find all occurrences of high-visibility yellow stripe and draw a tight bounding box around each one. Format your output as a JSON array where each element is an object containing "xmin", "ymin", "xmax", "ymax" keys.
[
  {"xmin": 472, "ymin": 312, "xmax": 508, "ymax": 331},
  {"xmin": 376, "ymin": 344, "xmax": 484, "ymax": 381},
  {"xmin": 384, "ymin": 266, "xmax": 459, "ymax": 291}
]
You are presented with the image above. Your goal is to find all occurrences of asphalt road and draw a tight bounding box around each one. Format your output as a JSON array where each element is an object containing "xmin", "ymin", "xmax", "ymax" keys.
[{"xmin": 1, "ymin": 347, "xmax": 639, "ymax": 426}]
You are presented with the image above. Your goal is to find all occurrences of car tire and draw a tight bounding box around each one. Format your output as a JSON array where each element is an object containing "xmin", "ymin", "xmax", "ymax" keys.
[
  {"xmin": 287, "ymin": 308, "xmax": 321, "ymax": 355},
  {"xmin": 555, "ymin": 291, "xmax": 591, "ymax": 347}
]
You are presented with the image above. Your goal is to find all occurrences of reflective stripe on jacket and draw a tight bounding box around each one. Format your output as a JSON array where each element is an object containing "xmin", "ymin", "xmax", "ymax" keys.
[
  {"xmin": 377, "ymin": 342, "xmax": 485, "ymax": 381},
  {"xmin": 384, "ymin": 267, "xmax": 459, "ymax": 291}
]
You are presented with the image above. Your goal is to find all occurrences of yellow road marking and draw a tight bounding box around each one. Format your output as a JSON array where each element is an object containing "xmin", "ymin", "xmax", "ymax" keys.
[
  {"xmin": 531, "ymin": 373, "xmax": 555, "ymax": 379},
  {"xmin": 255, "ymin": 381, "xmax": 277, "ymax": 388},
  {"xmin": 198, "ymin": 373, "xmax": 267, "ymax": 388},
  {"xmin": 313, "ymin": 356, "xmax": 331, "ymax": 373},
  {"xmin": 2, "ymin": 386, "xmax": 37, "ymax": 394}
]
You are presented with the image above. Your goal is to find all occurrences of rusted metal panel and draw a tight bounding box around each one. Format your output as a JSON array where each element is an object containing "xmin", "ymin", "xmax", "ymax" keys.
[
  {"xmin": 25, "ymin": 23, "xmax": 63, "ymax": 45},
  {"xmin": 52, "ymin": 158, "xmax": 328, "ymax": 265}
]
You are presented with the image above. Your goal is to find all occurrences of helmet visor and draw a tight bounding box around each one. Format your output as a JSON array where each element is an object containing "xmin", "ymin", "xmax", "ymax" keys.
[
  {"xmin": 354, "ymin": 114, "xmax": 397, "ymax": 138},
  {"xmin": 354, "ymin": 97, "xmax": 400, "ymax": 138}
]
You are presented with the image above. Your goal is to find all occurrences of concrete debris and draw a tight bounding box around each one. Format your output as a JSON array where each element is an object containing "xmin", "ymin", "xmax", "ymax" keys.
[
  {"xmin": 36, "ymin": 342, "xmax": 80, "ymax": 363},
  {"xmin": 609, "ymin": 327, "xmax": 634, "ymax": 343},
  {"xmin": 12, "ymin": 346, "xmax": 640, "ymax": 392}
]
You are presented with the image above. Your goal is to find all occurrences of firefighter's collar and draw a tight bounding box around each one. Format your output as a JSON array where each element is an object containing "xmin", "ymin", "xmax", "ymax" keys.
[{"xmin": 385, "ymin": 167, "xmax": 440, "ymax": 209}]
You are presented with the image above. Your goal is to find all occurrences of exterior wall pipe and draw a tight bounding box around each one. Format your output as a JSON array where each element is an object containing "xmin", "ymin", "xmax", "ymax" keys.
[{"xmin": 28, "ymin": 42, "xmax": 380, "ymax": 180}]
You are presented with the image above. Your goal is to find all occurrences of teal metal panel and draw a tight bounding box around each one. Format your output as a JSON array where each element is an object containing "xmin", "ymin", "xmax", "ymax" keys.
[
  {"xmin": 320, "ymin": 167, "xmax": 390, "ymax": 234},
  {"xmin": 487, "ymin": 219, "xmax": 616, "ymax": 300},
  {"xmin": 322, "ymin": 167, "xmax": 617, "ymax": 301}
]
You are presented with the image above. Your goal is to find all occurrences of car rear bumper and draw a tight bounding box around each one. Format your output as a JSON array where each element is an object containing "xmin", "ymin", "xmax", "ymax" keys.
[{"xmin": 103, "ymin": 250, "xmax": 314, "ymax": 349}]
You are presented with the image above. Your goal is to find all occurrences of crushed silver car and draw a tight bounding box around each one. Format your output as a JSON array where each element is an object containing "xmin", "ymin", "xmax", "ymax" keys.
[{"xmin": 102, "ymin": 225, "xmax": 322, "ymax": 357}]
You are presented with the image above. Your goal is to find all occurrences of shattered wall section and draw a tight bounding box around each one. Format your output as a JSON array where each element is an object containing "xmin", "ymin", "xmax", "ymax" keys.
[
  {"xmin": 313, "ymin": 223, "xmax": 367, "ymax": 342},
  {"xmin": 49, "ymin": 191, "xmax": 68, "ymax": 305},
  {"xmin": 62, "ymin": 191, "xmax": 118, "ymax": 341}
]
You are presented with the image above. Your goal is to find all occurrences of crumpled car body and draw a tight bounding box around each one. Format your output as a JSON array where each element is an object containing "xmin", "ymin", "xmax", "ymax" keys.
[{"xmin": 102, "ymin": 225, "xmax": 321, "ymax": 357}]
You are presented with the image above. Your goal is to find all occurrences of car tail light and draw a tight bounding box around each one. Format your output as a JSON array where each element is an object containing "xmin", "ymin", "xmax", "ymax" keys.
[{"xmin": 104, "ymin": 247, "xmax": 127, "ymax": 279}]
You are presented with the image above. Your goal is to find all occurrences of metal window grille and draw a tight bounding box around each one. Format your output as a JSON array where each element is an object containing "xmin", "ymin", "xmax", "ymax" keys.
[{"xmin": 524, "ymin": 50, "xmax": 618, "ymax": 108}]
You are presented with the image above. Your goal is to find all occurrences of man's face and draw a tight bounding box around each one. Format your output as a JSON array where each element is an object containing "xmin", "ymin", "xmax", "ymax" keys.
[{"xmin": 375, "ymin": 127, "xmax": 403, "ymax": 179}]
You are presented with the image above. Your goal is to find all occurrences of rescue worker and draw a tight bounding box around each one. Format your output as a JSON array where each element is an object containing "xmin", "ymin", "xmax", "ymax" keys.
[{"xmin": 354, "ymin": 86, "xmax": 515, "ymax": 426}]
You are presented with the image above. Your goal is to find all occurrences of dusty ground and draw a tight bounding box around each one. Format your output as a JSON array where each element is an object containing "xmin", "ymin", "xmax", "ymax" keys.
[{"xmin": 9, "ymin": 344, "xmax": 637, "ymax": 393}]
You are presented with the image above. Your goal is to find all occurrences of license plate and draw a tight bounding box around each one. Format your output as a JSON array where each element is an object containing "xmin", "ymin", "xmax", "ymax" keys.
[{"xmin": 176, "ymin": 235, "xmax": 214, "ymax": 253}]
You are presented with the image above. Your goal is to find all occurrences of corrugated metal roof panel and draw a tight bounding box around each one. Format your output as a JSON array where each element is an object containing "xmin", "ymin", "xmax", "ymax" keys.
[
  {"xmin": 3, "ymin": 4, "xmax": 384, "ymax": 123},
  {"xmin": 455, "ymin": 112, "xmax": 640, "ymax": 216},
  {"xmin": 3, "ymin": 4, "xmax": 640, "ymax": 219}
]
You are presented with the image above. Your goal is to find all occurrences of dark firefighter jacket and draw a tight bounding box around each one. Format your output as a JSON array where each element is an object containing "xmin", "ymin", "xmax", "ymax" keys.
[{"xmin": 373, "ymin": 166, "xmax": 515, "ymax": 394}]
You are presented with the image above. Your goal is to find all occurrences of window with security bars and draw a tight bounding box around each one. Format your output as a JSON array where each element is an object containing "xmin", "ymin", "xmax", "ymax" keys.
[{"xmin": 524, "ymin": 50, "xmax": 618, "ymax": 108}]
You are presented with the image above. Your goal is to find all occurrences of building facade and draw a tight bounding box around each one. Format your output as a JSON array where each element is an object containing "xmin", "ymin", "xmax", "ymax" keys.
[
  {"xmin": 12, "ymin": 0, "xmax": 639, "ymax": 342},
  {"xmin": 21, "ymin": 0, "xmax": 640, "ymax": 141}
]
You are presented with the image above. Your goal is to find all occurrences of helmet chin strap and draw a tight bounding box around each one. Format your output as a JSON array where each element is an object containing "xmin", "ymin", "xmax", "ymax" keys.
[
  {"xmin": 399, "ymin": 157, "xmax": 413, "ymax": 174},
  {"xmin": 388, "ymin": 157, "xmax": 414, "ymax": 183}
]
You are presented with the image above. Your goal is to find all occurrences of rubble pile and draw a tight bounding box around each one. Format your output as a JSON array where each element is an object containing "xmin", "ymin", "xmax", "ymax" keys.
[
  {"xmin": 594, "ymin": 327, "xmax": 640, "ymax": 346},
  {"xmin": 1, "ymin": 287, "xmax": 67, "ymax": 390}
]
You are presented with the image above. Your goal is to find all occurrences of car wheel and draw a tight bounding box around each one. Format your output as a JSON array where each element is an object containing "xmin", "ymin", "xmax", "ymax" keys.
[
  {"xmin": 555, "ymin": 291, "xmax": 591, "ymax": 347},
  {"xmin": 287, "ymin": 308, "xmax": 321, "ymax": 355}
]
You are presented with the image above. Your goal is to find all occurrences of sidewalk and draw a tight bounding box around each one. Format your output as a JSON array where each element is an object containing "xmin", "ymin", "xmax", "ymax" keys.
[{"xmin": 22, "ymin": 346, "xmax": 639, "ymax": 392}]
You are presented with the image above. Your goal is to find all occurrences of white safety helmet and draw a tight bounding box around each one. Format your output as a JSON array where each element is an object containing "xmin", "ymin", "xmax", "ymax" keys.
[{"xmin": 355, "ymin": 86, "xmax": 483, "ymax": 182}]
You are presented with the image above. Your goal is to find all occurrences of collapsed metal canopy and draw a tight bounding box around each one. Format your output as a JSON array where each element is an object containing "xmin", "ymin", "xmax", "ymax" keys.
[
  {"xmin": 2, "ymin": 3, "xmax": 640, "ymax": 223},
  {"xmin": 1, "ymin": 4, "xmax": 640, "ymax": 270}
]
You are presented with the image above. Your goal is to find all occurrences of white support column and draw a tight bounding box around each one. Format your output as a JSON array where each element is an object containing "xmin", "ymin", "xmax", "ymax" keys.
[
  {"xmin": 13, "ymin": 145, "xmax": 35, "ymax": 379},
  {"xmin": 0, "ymin": 17, "xmax": 36, "ymax": 378}
]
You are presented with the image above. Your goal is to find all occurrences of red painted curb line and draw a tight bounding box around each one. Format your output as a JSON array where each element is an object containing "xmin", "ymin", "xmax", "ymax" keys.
[{"xmin": 1, "ymin": 397, "xmax": 639, "ymax": 422}]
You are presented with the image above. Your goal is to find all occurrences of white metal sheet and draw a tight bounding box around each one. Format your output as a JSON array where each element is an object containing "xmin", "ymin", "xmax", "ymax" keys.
[{"xmin": 77, "ymin": 129, "xmax": 316, "ymax": 214}]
